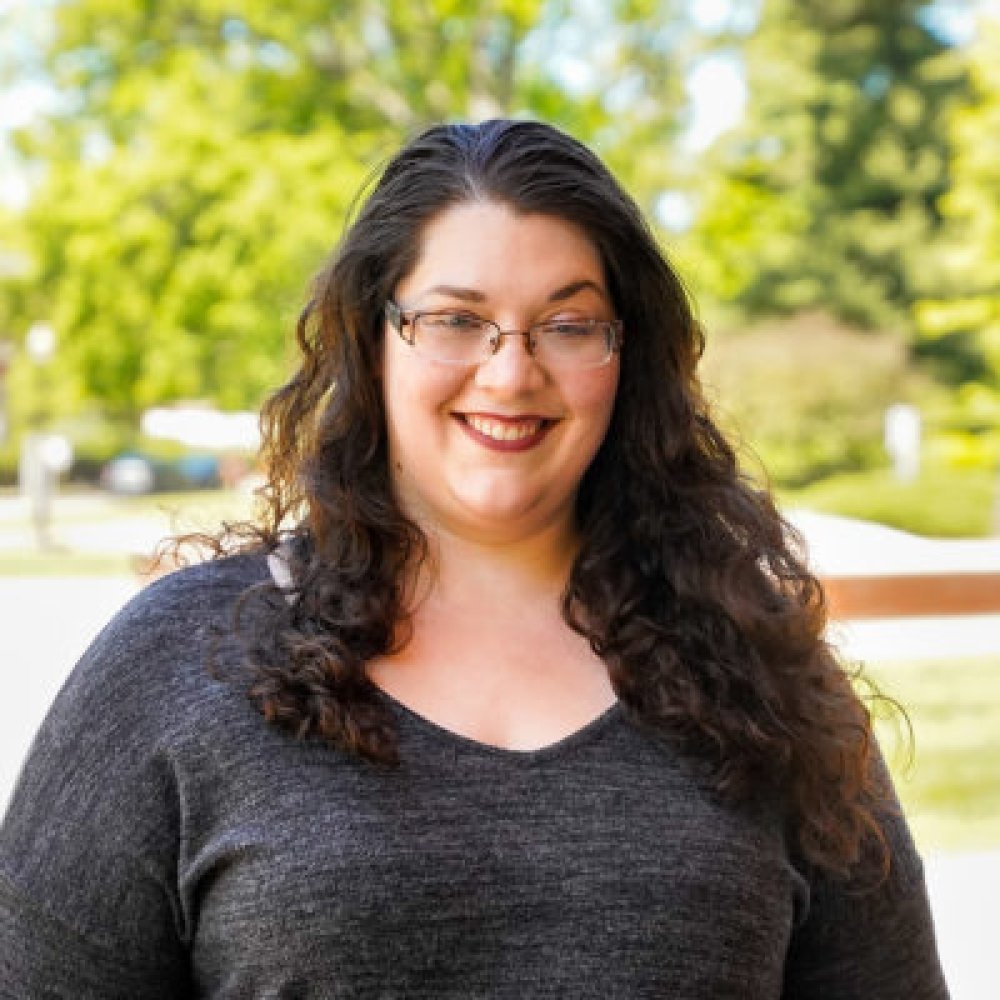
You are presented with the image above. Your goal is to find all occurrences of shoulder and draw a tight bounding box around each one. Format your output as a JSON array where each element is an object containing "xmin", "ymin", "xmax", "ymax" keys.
[
  {"xmin": 122, "ymin": 550, "xmax": 270, "ymax": 629},
  {"xmin": 37, "ymin": 553, "xmax": 271, "ymax": 746},
  {"xmin": 88, "ymin": 551, "xmax": 268, "ymax": 664},
  {"xmin": 0, "ymin": 556, "xmax": 273, "ymax": 989},
  {"xmin": 3, "ymin": 553, "xmax": 275, "ymax": 839}
]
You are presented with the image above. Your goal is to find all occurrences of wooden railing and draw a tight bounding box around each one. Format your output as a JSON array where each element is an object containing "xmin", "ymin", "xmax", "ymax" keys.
[{"xmin": 824, "ymin": 571, "xmax": 1000, "ymax": 618}]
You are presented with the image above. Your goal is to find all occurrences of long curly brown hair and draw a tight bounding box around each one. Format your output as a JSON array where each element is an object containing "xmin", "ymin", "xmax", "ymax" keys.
[{"xmin": 231, "ymin": 119, "xmax": 894, "ymax": 879}]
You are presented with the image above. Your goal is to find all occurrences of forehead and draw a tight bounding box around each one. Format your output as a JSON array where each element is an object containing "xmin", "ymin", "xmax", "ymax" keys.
[{"xmin": 397, "ymin": 201, "xmax": 606, "ymax": 300}]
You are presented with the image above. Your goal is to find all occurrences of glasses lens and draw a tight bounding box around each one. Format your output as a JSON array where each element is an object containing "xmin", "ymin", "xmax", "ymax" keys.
[
  {"xmin": 408, "ymin": 313, "xmax": 619, "ymax": 367},
  {"xmin": 534, "ymin": 322, "xmax": 613, "ymax": 368},
  {"xmin": 414, "ymin": 313, "xmax": 492, "ymax": 363}
]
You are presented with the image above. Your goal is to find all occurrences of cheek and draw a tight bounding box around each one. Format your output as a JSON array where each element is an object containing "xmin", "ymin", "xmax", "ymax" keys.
[
  {"xmin": 399, "ymin": 372, "xmax": 461, "ymax": 416},
  {"xmin": 571, "ymin": 365, "xmax": 620, "ymax": 428},
  {"xmin": 382, "ymin": 357, "xmax": 466, "ymax": 442}
]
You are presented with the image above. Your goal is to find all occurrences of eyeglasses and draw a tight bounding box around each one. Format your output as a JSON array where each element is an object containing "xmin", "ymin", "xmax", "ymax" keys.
[{"xmin": 385, "ymin": 300, "xmax": 623, "ymax": 369}]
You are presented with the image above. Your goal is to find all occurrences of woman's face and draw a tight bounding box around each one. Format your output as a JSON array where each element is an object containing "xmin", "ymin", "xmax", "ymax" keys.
[{"xmin": 381, "ymin": 200, "xmax": 620, "ymax": 545}]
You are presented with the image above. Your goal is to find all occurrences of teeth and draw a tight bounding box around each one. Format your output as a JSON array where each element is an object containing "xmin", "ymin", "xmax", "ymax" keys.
[{"xmin": 466, "ymin": 415, "xmax": 543, "ymax": 441}]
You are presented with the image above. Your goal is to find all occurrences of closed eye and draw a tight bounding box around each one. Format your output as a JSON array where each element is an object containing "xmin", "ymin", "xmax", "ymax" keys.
[
  {"xmin": 537, "ymin": 320, "xmax": 600, "ymax": 337},
  {"xmin": 420, "ymin": 312, "xmax": 486, "ymax": 330},
  {"xmin": 420, "ymin": 311, "xmax": 488, "ymax": 332}
]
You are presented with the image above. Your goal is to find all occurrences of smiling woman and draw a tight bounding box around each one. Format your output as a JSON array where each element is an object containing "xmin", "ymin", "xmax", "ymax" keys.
[
  {"xmin": 382, "ymin": 203, "xmax": 619, "ymax": 545},
  {"xmin": 0, "ymin": 120, "xmax": 949, "ymax": 998}
]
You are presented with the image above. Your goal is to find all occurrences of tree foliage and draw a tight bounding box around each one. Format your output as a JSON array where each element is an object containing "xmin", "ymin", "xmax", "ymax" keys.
[
  {"xmin": 0, "ymin": 0, "xmax": 688, "ymax": 425},
  {"xmin": 916, "ymin": 11, "xmax": 1000, "ymax": 387},
  {"xmin": 687, "ymin": 0, "xmax": 968, "ymax": 333},
  {"xmin": 907, "ymin": 8, "xmax": 1000, "ymax": 470},
  {"xmin": 4, "ymin": 0, "xmax": 992, "ymax": 493}
]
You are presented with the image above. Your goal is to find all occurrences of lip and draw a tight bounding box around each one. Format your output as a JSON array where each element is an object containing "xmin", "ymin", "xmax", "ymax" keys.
[{"xmin": 455, "ymin": 412, "xmax": 556, "ymax": 452}]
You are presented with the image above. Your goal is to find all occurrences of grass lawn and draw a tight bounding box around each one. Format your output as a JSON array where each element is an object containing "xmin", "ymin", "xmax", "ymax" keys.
[
  {"xmin": 866, "ymin": 655, "xmax": 1000, "ymax": 854},
  {"xmin": 779, "ymin": 466, "xmax": 998, "ymax": 538},
  {"xmin": 0, "ymin": 549, "xmax": 135, "ymax": 576}
]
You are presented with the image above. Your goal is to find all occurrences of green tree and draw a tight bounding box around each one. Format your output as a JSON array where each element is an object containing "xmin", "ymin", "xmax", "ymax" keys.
[
  {"xmin": 1, "ymin": 0, "xmax": 689, "ymax": 426},
  {"xmin": 915, "ymin": 10, "xmax": 1000, "ymax": 387},
  {"xmin": 687, "ymin": 0, "xmax": 967, "ymax": 332},
  {"xmin": 911, "ymin": 9, "xmax": 1000, "ymax": 471}
]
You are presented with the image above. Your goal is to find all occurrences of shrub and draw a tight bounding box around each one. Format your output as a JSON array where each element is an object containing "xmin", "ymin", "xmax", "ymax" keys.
[{"xmin": 701, "ymin": 311, "xmax": 924, "ymax": 486}]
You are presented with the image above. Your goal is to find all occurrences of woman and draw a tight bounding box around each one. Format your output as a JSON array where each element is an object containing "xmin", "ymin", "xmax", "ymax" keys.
[{"xmin": 0, "ymin": 119, "xmax": 948, "ymax": 997}]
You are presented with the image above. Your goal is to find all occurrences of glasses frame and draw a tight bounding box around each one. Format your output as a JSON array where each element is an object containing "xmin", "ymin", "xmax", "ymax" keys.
[{"xmin": 385, "ymin": 300, "xmax": 623, "ymax": 369}]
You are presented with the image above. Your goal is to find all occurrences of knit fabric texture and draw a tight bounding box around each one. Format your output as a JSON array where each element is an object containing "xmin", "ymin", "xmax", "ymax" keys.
[{"xmin": 0, "ymin": 555, "xmax": 949, "ymax": 998}]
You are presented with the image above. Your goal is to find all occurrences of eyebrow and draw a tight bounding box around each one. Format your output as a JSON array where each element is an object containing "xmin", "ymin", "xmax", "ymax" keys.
[
  {"xmin": 547, "ymin": 279, "xmax": 608, "ymax": 302},
  {"xmin": 424, "ymin": 285, "xmax": 487, "ymax": 302},
  {"xmin": 423, "ymin": 279, "xmax": 608, "ymax": 303}
]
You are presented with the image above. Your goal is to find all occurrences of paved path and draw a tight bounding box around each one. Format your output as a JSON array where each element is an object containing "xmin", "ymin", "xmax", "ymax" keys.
[
  {"xmin": 1, "ymin": 577, "xmax": 137, "ymax": 806},
  {"xmin": 786, "ymin": 508, "xmax": 1000, "ymax": 576}
]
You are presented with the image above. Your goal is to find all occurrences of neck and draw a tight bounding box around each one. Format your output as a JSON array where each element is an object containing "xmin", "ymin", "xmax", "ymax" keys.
[{"xmin": 411, "ymin": 517, "xmax": 580, "ymax": 612}]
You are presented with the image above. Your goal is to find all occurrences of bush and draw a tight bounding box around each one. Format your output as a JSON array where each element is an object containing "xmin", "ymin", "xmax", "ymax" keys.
[
  {"xmin": 923, "ymin": 380, "xmax": 1000, "ymax": 473},
  {"xmin": 701, "ymin": 312, "xmax": 924, "ymax": 487}
]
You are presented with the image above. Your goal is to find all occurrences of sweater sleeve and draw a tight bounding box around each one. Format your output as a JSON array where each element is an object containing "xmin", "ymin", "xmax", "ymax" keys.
[
  {"xmin": 0, "ymin": 571, "xmax": 216, "ymax": 998},
  {"xmin": 782, "ymin": 792, "xmax": 950, "ymax": 999}
]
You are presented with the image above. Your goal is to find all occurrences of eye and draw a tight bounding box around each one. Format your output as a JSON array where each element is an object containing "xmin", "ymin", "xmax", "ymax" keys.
[
  {"xmin": 420, "ymin": 311, "xmax": 486, "ymax": 332},
  {"xmin": 540, "ymin": 319, "xmax": 596, "ymax": 338}
]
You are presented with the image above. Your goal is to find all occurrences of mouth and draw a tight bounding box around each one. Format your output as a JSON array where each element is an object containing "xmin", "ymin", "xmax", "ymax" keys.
[{"xmin": 457, "ymin": 413, "xmax": 555, "ymax": 450}]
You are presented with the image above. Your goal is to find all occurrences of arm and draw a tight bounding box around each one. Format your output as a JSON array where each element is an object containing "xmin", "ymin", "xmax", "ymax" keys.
[
  {"xmin": 1, "ymin": 584, "xmax": 194, "ymax": 998},
  {"xmin": 783, "ymin": 794, "xmax": 949, "ymax": 999}
]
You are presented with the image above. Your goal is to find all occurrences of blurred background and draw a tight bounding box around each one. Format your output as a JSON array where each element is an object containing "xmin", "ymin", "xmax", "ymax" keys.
[{"xmin": 1, "ymin": 0, "xmax": 998, "ymax": 995}]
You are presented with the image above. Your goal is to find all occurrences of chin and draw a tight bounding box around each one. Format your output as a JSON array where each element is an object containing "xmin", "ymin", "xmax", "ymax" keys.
[{"xmin": 452, "ymin": 491, "xmax": 570, "ymax": 537}]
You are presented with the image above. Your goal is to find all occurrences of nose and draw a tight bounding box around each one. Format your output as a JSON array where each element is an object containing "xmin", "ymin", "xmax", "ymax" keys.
[{"xmin": 474, "ymin": 329, "xmax": 547, "ymax": 393}]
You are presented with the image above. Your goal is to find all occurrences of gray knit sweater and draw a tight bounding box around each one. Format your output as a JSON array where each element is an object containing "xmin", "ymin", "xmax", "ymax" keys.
[{"xmin": 0, "ymin": 555, "xmax": 948, "ymax": 998}]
